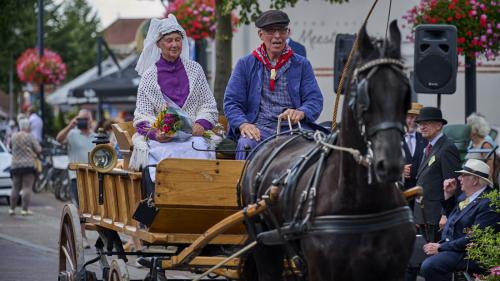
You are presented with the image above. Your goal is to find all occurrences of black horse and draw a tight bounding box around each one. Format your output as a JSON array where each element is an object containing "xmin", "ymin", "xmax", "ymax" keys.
[{"xmin": 240, "ymin": 21, "xmax": 415, "ymax": 281}]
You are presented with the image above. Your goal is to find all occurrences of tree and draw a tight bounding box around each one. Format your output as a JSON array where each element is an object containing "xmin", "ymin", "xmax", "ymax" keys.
[
  {"xmin": 212, "ymin": 0, "xmax": 347, "ymax": 115},
  {"xmin": 45, "ymin": 0, "xmax": 100, "ymax": 81}
]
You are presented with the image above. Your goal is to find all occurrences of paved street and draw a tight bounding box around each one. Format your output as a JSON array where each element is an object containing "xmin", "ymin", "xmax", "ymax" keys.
[{"xmin": 0, "ymin": 192, "xmax": 198, "ymax": 281}]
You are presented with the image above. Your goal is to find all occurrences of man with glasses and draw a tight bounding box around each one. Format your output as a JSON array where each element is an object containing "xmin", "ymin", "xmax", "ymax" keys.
[
  {"xmin": 419, "ymin": 159, "xmax": 499, "ymax": 281},
  {"xmin": 413, "ymin": 107, "xmax": 461, "ymax": 243},
  {"xmin": 406, "ymin": 106, "xmax": 461, "ymax": 281},
  {"xmin": 224, "ymin": 10, "xmax": 323, "ymax": 160}
]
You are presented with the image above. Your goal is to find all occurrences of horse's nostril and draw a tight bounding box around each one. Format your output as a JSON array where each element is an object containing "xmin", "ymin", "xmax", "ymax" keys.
[{"xmin": 375, "ymin": 160, "xmax": 386, "ymax": 173}]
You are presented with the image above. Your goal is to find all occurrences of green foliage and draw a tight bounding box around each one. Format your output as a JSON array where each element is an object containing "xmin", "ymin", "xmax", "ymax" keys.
[
  {"xmin": 221, "ymin": 0, "xmax": 347, "ymax": 25},
  {"xmin": 466, "ymin": 189, "xmax": 500, "ymax": 276},
  {"xmin": 45, "ymin": 0, "xmax": 100, "ymax": 82}
]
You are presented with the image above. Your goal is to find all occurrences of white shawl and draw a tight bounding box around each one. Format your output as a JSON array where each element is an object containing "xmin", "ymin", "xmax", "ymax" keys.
[{"xmin": 129, "ymin": 57, "xmax": 218, "ymax": 171}]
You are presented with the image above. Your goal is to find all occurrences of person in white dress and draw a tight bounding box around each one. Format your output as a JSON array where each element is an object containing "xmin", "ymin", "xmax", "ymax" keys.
[{"xmin": 130, "ymin": 15, "xmax": 218, "ymax": 180}]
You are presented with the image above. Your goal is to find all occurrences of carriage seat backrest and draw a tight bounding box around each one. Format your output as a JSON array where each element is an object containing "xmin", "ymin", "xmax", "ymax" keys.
[
  {"xmin": 111, "ymin": 121, "xmax": 136, "ymax": 169},
  {"xmin": 443, "ymin": 124, "xmax": 471, "ymax": 161}
]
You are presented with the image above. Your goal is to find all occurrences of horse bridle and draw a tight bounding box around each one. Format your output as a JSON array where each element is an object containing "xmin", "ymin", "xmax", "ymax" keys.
[{"xmin": 349, "ymin": 57, "xmax": 408, "ymax": 139}]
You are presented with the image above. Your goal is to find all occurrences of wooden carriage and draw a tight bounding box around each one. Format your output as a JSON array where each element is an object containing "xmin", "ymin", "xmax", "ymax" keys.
[
  {"xmin": 58, "ymin": 122, "xmax": 269, "ymax": 281},
  {"xmin": 58, "ymin": 122, "xmax": 422, "ymax": 281}
]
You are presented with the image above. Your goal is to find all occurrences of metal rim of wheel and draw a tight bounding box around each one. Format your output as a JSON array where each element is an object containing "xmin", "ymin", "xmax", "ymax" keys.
[
  {"xmin": 108, "ymin": 259, "xmax": 130, "ymax": 281},
  {"xmin": 58, "ymin": 204, "xmax": 85, "ymax": 281}
]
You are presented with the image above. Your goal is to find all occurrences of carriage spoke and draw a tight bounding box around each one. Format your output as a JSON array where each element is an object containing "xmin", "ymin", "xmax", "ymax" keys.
[{"xmin": 61, "ymin": 245, "xmax": 75, "ymax": 271}]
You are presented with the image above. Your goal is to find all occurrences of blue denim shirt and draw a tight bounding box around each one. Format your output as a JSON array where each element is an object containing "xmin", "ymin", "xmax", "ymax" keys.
[{"xmin": 224, "ymin": 53, "xmax": 323, "ymax": 139}]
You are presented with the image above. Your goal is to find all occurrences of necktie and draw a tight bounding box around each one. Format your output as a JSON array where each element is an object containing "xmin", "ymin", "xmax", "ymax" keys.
[
  {"xmin": 425, "ymin": 143, "xmax": 432, "ymax": 158},
  {"xmin": 459, "ymin": 198, "xmax": 470, "ymax": 210},
  {"xmin": 406, "ymin": 134, "xmax": 415, "ymax": 156}
]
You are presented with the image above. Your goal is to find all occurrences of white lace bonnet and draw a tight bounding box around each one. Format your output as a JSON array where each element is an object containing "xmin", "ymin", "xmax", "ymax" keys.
[{"xmin": 135, "ymin": 14, "xmax": 189, "ymax": 76}]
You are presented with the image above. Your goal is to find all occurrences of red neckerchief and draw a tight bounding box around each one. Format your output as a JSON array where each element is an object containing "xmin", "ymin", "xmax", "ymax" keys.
[{"xmin": 252, "ymin": 43, "xmax": 294, "ymax": 91}]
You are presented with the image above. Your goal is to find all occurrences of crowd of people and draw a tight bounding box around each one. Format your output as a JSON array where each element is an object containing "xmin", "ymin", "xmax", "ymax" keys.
[{"xmin": 2, "ymin": 9, "xmax": 498, "ymax": 280}]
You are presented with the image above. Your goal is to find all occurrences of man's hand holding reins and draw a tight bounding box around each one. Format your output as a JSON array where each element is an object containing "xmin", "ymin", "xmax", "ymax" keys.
[{"xmin": 279, "ymin": 109, "xmax": 305, "ymax": 124}]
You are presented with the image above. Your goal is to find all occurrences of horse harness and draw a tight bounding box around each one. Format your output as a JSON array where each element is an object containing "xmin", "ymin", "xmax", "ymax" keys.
[{"xmin": 241, "ymin": 58, "xmax": 414, "ymax": 270}]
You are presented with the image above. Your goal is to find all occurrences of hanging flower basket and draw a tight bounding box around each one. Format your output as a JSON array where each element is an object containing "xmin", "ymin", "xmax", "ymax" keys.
[
  {"xmin": 16, "ymin": 48, "xmax": 67, "ymax": 85},
  {"xmin": 403, "ymin": 0, "xmax": 500, "ymax": 60},
  {"xmin": 166, "ymin": 0, "xmax": 239, "ymax": 41}
]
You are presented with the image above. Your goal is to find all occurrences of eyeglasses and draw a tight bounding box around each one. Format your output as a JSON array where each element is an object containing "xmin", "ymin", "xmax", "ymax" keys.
[{"xmin": 262, "ymin": 28, "xmax": 289, "ymax": 36}]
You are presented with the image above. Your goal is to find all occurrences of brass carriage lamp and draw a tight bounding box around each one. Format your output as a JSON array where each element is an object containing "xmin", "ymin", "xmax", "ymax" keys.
[
  {"xmin": 89, "ymin": 128, "xmax": 118, "ymax": 173},
  {"xmin": 89, "ymin": 128, "xmax": 118, "ymax": 205}
]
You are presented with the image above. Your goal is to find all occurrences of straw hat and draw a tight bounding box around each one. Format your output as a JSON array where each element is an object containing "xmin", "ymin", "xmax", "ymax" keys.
[
  {"xmin": 455, "ymin": 159, "xmax": 492, "ymax": 186},
  {"xmin": 407, "ymin": 102, "xmax": 423, "ymax": 115}
]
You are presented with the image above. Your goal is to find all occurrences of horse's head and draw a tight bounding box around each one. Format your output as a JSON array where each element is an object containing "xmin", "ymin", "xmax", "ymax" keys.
[{"xmin": 348, "ymin": 20, "xmax": 411, "ymax": 183}]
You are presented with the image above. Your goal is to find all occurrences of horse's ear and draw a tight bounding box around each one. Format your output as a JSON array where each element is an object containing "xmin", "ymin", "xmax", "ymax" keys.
[
  {"xmin": 358, "ymin": 24, "xmax": 374, "ymax": 59},
  {"xmin": 388, "ymin": 20, "xmax": 401, "ymax": 58}
]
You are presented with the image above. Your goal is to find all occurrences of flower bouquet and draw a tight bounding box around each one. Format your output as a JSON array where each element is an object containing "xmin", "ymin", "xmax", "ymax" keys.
[{"xmin": 148, "ymin": 107, "xmax": 192, "ymax": 141}]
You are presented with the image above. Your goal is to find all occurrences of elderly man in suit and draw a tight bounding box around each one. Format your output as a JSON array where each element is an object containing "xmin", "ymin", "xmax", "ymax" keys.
[
  {"xmin": 403, "ymin": 103, "xmax": 428, "ymax": 207},
  {"xmin": 414, "ymin": 107, "xmax": 461, "ymax": 242},
  {"xmin": 420, "ymin": 159, "xmax": 499, "ymax": 281}
]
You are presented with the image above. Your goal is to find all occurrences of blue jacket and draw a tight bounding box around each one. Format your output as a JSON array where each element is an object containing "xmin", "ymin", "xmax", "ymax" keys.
[
  {"xmin": 439, "ymin": 186, "xmax": 499, "ymax": 253},
  {"xmin": 223, "ymin": 53, "xmax": 323, "ymax": 138},
  {"xmin": 288, "ymin": 39, "xmax": 307, "ymax": 58}
]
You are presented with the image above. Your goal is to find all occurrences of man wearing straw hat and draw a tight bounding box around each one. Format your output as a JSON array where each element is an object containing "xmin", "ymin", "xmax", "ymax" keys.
[
  {"xmin": 419, "ymin": 159, "xmax": 499, "ymax": 281},
  {"xmin": 403, "ymin": 102, "xmax": 428, "ymax": 199}
]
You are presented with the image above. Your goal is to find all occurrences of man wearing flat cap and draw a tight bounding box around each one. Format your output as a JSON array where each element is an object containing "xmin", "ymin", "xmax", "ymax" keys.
[
  {"xmin": 419, "ymin": 159, "xmax": 499, "ymax": 281},
  {"xmin": 224, "ymin": 10, "xmax": 323, "ymax": 159},
  {"xmin": 412, "ymin": 107, "xmax": 461, "ymax": 244}
]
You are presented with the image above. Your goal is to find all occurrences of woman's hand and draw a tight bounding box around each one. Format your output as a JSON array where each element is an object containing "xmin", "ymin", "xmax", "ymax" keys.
[
  {"xmin": 156, "ymin": 132, "xmax": 173, "ymax": 143},
  {"xmin": 192, "ymin": 123, "xmax": 205, "ymax": 136}
]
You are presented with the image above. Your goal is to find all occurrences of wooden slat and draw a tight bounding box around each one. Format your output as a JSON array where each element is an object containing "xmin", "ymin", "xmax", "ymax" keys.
[
  {"xmin": 155, "ymin": 159, "xmax": 244, "ymax": 208},
  {"xmin": 162, "ymin": 256, "xmax": 240, "ymax": 269},
  {"xmin": 115, "ymin": 176, "xmax": 130, "ymax": 225},
  {"xmin": 76, "ymin": 169, "xmax": 87, "ymax": 213},
  {"xmin": 135, "ymin": 230, "xmax": 247, "ymax": 245},
  {"xmin": 148, "ymin": 208, "xmax": 245, "ymax": 234},
  {"xmin": 104, "ymin": 175, "xmax": 118, "ymax": 222}
]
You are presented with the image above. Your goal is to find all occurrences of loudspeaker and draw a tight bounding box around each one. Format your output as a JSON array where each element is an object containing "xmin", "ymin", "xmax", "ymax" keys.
[
  {"xmin": 413, "ymin": 24, "xmax": 457, "ymax": 94},
  {"xmin": 334, "ymin": 33, "xmax": 355, "ymax": 93}
]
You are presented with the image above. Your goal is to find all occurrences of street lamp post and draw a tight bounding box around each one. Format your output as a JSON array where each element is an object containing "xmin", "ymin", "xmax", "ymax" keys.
[{"xmin": 37, "ymin": 0, "xmax": 45, "ymax": 140}]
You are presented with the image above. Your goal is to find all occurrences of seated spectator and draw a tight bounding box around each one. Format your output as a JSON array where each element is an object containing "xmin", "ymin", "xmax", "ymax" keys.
[
  {"xmin": 419, "ymin": 159, "xmax": 499, "ymax": 281},
  {"xmin": 130, "ymin": 15, "xmax": 218, "ymax": 175},
  {"xmin": 465, "ymin": 113, "xmax": 496, "ymax": 178},
  {"xmin": 224, "ymin": 10, "xmax": 323, "ymax": 160}
]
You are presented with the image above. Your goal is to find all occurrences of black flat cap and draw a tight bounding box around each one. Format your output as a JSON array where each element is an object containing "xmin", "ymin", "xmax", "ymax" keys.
[
  {"xmin": 415, "ymin": 107, "xmax": 448, "ymax": 125},
  {"xmin": 255, "ymin": 10, "xmax": 290, "ymax": 29}
]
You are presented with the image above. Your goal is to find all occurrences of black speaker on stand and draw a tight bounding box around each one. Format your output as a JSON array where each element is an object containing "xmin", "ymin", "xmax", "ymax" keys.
[
  {"xmin": 334, "ymin": 33, "xmax": 355, "ymax": 93},
  {"xmin": 413, "ymin": 24, "xmax": 458, "ymax": 107}
]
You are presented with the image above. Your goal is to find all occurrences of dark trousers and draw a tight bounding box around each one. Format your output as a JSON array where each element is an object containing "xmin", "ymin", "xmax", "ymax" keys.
[
  {"xmin": 420, "ymin": 251, "xmax": 483, "ymax": 281},
  {"xmin": 405, "ymin": 224, "xmax": 441, "ymax": 281}
]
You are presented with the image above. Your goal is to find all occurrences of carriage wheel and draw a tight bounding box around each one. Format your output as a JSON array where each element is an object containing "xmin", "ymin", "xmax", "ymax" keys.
[
  {"xmin": 58, "ymin": 204, "xmax": 86, "ymax": 281},
  {"xmin": 108, "ymin": 259, "xmax": 130, "ymax": 281}
]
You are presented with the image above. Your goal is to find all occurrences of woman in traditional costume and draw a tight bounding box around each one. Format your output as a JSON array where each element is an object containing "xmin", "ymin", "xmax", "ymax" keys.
[{"xmin": 130, "ymin": 15, "xmax": 217, "ymax": 176}]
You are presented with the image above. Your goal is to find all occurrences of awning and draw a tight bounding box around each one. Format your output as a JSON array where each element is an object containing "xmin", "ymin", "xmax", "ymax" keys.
[{"xmin": 70, "ymin": 57, "xmax": 139, "ymax": 101}]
